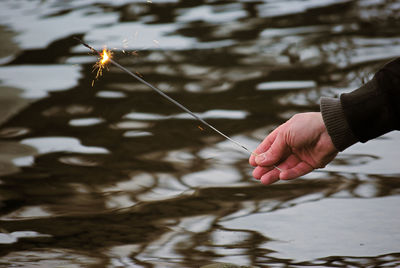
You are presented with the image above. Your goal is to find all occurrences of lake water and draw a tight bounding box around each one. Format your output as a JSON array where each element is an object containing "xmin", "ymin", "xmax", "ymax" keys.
[{"xmin": 0, "ymin": 0, "xmax": 400, "ymax": 267}]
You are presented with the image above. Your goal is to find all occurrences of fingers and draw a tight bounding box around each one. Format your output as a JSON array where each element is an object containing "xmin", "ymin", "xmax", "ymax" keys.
[
  {"xmin": 249, "ymin": 129, "xmax": 278, "ymax": 166},
  {"xmin": 255, "ymin": 133, "xmax": 288, "ymax": 167},
  {"xmin": 280, "ymin": 160, "xmax": 314, "ymax": 180},
  {"xmin": 252, "ymin": 154, "xmax": 315, "ymax": 185},
  {"xmin": 277, "ymin": 155, "xmax": 314, "ymax": 180},
  {"xmin": 252, "ymin": 166, "xmax": 274, "ymax": 179},
  {"xmin": 260, "ymin": 169, "xmax": 280, "ymax": 185},
  {"xmin": 252, "ymin": 166, "xmax": 279, "ymax": 185},
  {"xmin": 249, "ymin": 153, "xmax": 258, "ymax": 167}
]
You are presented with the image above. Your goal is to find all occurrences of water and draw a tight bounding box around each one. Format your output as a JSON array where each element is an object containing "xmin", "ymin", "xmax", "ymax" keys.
[{"xmin": 0, "ymin": 0, "xmax": 400, "ymax": 267}]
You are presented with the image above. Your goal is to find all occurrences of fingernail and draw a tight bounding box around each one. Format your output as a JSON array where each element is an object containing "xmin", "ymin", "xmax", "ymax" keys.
[{"xmin": 255, "ymin": 154, "xmax": 266, "ymax": 163}]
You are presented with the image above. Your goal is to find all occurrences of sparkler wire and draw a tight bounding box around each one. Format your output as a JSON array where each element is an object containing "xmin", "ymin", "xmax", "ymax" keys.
[
  {"xmin": 109, "ymin": 58, "xmax": 253, "ymax": 154},
  {"xmin": 74, "ymin": 37, "xmax": 282, "ymax": 172}
]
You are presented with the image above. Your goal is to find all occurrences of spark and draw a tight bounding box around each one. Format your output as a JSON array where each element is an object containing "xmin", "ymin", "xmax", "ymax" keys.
[
  {"xmin": 91, "ymin": 48, "xmax": 112, "ymax": 86},
  {"xmin": 74, "ymin": 37, "xmax": 282, "ymax": 172},
  {"xmin": 100, "ymin": 48, "xmax": 111, "ymax": 65}
]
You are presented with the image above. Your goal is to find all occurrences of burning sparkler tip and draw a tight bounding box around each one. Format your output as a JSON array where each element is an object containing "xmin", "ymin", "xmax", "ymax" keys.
[
  {"xmin": 89, "ymin": 47, "xmax": 112, "ymax": 86},
  {"xmin": 100, "ymin": 48, "xmax": 111, "ymax": 65}
]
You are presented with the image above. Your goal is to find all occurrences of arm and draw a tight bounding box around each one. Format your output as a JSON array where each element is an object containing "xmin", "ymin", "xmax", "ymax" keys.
[
  {"xmin": 322, "ymin": 57, "xmax": 400, "ymax": 151},
  {"xmin": 250, "ymin": 57, "xmax": 400, "ymax": 185}
]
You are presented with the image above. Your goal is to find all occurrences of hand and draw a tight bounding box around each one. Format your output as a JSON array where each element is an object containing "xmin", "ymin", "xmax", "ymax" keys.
[{"xmin": 249, "ymin": 112, "xmax": 338, "ymax": 185}]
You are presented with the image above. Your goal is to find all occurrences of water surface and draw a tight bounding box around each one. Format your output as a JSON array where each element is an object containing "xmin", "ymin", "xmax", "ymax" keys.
[{"xmin": 1, "ymin": 0, "xmax": 400, "ymax": 267}]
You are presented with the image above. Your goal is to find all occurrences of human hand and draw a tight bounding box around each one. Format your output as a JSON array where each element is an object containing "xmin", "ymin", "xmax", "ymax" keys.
[{"xmin": 249, "ymin": 112, "xmax": 338, "ymax": 185}]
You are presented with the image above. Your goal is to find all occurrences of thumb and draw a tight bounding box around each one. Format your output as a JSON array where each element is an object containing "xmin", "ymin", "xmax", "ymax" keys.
[{"xmin": 255, "ymin": 134, "xmax": 287, "ymax": 167}]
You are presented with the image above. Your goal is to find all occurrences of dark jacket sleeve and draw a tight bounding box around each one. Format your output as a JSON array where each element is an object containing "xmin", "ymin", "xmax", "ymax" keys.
[{"xmin": 321, "ymin": 57, "xmax": 400, "ymax": 151}]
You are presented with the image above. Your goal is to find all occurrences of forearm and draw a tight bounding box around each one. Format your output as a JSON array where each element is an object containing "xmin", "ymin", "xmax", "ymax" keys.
[{"xmin": 320, "ymin": 58, "xmax": 400, "ymax": 151}]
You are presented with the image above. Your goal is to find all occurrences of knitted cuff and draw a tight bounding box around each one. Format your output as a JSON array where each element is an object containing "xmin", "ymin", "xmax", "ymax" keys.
[{"xmin": 320, "ymin": 97, "xmax": 358, "ymax": 151}]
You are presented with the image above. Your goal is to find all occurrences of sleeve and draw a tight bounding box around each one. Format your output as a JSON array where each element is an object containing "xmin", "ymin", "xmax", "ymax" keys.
[
  {"xmin": 320, "ymin": 57, "xmax": 400, "ymax": 151},
  {"xmin": 320, "ymin": 96, "xmax": 358, "ymax": 151}
]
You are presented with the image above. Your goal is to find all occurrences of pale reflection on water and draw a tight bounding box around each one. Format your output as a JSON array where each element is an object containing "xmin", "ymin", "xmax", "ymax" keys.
[
  {"xmin": 0, "ymin": 0, "xmax": 400, "ymax": 267},
  {"xmin": 224, "ymin": 196, "xmax": 400, "ymax": 262}
]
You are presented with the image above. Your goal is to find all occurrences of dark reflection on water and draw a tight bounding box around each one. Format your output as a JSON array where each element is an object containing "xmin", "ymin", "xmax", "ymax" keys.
[{"xmin": 0, "ymin": 0, "xmax": 400, "ymax": 267}]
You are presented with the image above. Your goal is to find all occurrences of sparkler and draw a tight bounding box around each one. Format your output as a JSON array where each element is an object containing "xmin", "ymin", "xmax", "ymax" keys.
[
  {"xmin": 74, "ymin": 37, "xmax": 282, "ymax": 172},
  {"xmin": 92, "ymin": 48, "xmax": 112, "ymax": 86}
]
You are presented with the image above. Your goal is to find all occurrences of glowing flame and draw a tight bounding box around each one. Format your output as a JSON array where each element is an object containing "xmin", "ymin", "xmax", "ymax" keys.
[
  {"xmin": 92, "ymin": 48, "xmax": 112, "ymax": 86},
  {"xmin": 100, "ymin": 49, "xmax": 110, "ymax": 65}
]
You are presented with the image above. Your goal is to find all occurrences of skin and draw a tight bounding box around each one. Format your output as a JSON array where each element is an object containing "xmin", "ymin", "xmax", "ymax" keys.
[{"xmin": 249, "ymin": 112, "xmax": 338, "ymax": 185}]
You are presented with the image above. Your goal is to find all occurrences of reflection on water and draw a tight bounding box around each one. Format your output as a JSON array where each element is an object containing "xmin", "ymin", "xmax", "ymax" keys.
[
  {"xmin": 0, "ymin": 65, "xmax": 82, "ymax": 99},
  {"xmin": 0, "ymin": 0, "xmax": 400, "ymax": 267},
  {"xmin": 224, "ymin": 196, "xmax": 400, "ymax": 262}
]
